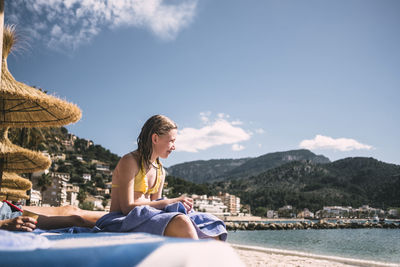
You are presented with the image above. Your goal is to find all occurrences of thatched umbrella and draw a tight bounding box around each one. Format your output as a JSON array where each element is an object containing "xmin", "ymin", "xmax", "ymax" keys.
[
  {"xmin": 1, "ymin": 171, "xmax": 32, "ymax": 190},
  {"xmin": 0, "ymin": 187, "xmax": 29, "ymax": 200},
  {"xmin": 0, "ymin": 172, "xmax": 31, "ymax": 201},
  {"xmin": 0, "ymin": 127, "xmax": 51, "ymax": 173},
  {"xmin": 0, "ymin": 25, "xmax": 82, "ymax": 193},
  {"xmin": 0, "ymin": 25, "xmax": 82, "ymax": 128}
]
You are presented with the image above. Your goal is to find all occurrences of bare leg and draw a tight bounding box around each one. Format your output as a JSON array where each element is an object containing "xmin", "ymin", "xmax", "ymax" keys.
[
  {"xmin": 22, "ymin": 205, "xmax": 106, "ymax": 229},
  {"xmin": 164, "ymin": 215, "xmax": 198, "ymax": 239},
  {"xmin": 35, "ymin": 214, "xmax": 93, "ymax": 230}
]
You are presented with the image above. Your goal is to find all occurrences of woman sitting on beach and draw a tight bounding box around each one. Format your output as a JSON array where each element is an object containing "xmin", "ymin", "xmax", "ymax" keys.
[{"xmin": 95, "ymin": 115, "xmax": 227, "ymax": 240}]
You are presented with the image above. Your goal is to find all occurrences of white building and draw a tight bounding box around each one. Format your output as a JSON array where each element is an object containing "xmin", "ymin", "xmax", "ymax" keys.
[
  {"xmin": 29, "ymin": 189, "xmax": 42, "ymax": 206},
  {"xmin": 86, "ymin": 195, "xmax": 105, "ymax": 210},
  {"xmin": 66, "ymin": 183, "xmax": 80, "ymax": 207},
  {"xmin": 83, "ymin": 173, "xmax": 91, "ymax": 182},
  {"xmin": 193, "ymin": 195, "xmax": 229, "ymax": 216},
  {"xmin": 51, "ymin": 153, "xmax": 66, "ymax": 161},
  {"xmin": 267, "ymin": 210, "xmax": 275, "ymax": 219}
]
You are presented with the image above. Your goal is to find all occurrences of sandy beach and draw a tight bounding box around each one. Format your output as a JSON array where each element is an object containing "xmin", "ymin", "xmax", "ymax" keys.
[{"xmin": 232, "ymin": 244, "xmax": 399, "ymax": 267}]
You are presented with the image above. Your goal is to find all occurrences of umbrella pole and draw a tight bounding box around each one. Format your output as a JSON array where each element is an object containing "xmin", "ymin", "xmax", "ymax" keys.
[
  {"xmin": 0, "ymin": 0, "xmax": 4, "ymax": 75},
  {"xmin": 0, "ymin": 0, "xmax": 4, "ymax": 191},
  {"xmin": 0, "ymin": 158, "xmax": 3, "ymax": 191},
  {"xmin": 0, "ymin": 127, "xmax": 7, "ymax": 191}
]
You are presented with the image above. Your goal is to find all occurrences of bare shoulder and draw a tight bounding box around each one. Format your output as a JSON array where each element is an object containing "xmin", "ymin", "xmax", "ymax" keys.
[{"xmin": 116, "ymin": 152, "xmax": 139, "ymax": 179}]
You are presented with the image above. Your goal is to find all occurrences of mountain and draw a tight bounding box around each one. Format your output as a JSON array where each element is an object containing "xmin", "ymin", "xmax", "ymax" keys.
[
  {"xmin": 167, "ymin": 149, "xmax": 330, "ymax": 183},
  {"xmin": 213, "ymin": 157, "xmax": 400, "ymax": 211},
  {"xmin": 217, "ymin": 149, "xmax": 330, "ymax": 181},
  {"xmin": 166, "ymin": 158, "xmax": 250, "ymax": 184}
]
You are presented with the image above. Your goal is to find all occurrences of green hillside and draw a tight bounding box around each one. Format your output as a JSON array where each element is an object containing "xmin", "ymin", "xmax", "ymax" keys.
[
  {"xmin": 167, "ymin": 149, "xmax": 330, "ymax": 183},
  {"xmin": 166, "ymin": 158, "xmax": 250, "ymax": 183},
  {"xmin": 213, "ymin": 157, "xmax": 400, "ymax": 212}
]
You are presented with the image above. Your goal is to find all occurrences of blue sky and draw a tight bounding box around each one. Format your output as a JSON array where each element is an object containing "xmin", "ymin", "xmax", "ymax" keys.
[{"xmin": 5, "ymin": 0, "xmax": 400, "ymax": 167}]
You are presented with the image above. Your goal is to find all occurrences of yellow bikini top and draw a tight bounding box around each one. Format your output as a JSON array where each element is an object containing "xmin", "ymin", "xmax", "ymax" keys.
[
  {"xmin": 111, "ymin": 157, "xmax": 163, "ymax": 195},
  {"xmin": 134, "ymin": 159, "xmax": 162, "ymax": 195}
]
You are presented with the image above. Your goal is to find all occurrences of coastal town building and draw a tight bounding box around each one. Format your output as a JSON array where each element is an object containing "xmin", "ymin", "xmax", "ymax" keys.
[
  {"xmin": 316, "ymin": 205, "xmax": 385, "ymax": 219},
  {"xmin": 29, "ymin": 189, "xmax": 42, "ymax": 206},
  {"xmin": 85, "ymin": 195, "xmax": 105, "ymax": 210},
  {"xmin": 267, "ymin": 210, "xmax": 278, "ymax": 218},
  {"xmin": 316, "ymin": 206, "xmax": 351, "ymax": 218},
  {"xmin": 192, "ymin": 194, "xmax": 229, "ymax": 216},
  {"xmin": 278, "ymin": 205, "xmax": 296, "ymax": 218},
  {"xmin": 75, "ymin": 154, "xmax": 84, "ymax": 162},
  {"xmin": 92, "ymin": 160, "xmax": 112, "ymax": 175},
  {"xmin": 66, "ymin": 183, "xmax": 80, "ymax": 207},
  {"xmin": 95, "ymin": 187, "xmax": 110, "ymax": 196},
  {"xmin": 82, "ymin": 173, "xmax": 92, "ymax": 182},
  {"xmin": 220, "ymin": 193, "xmax": 240, "ymax": 215},
  {"xmin": 61, "ymin": 134, "xmax": 76, "ymax": 151},
  {"xmin": 267, "ymin": 210, "xmax": 274, "ymax": 218},
  {"xmin": 297, "ymin": 208, "xmax": 314, "ymax": 218},
  {"xmin": 240, "ymin": 204, "xmax": 251, "ymax": 215},
  {"xmin": 39, "ymin": 172, "xmax": 71, "ymax": 206},
  {"xmin": 50, "ymin": 153, "xmax": 66, "ymax": 162}
]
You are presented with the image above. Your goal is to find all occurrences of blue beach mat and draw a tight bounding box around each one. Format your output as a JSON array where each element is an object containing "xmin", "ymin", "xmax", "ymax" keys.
[{"xmin": 0, "ymin": 230, "xmax": 243, "ymax": 267}]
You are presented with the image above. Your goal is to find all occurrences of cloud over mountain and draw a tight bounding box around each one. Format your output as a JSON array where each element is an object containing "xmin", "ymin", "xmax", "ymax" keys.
[{"xmin": 299, "ymin": 134, "xmax": 373, "ymax": 151}]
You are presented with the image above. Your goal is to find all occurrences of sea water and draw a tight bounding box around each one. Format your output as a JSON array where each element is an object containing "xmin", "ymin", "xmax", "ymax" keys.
[{"xmin": 227, "ymin": 229, "xmax": 400, "ymax": 264}]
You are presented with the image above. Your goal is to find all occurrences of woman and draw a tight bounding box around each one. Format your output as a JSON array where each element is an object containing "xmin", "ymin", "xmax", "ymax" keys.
[{"xmin": 95, "ymin": 115, "xmax": 227, "ymax": 240}]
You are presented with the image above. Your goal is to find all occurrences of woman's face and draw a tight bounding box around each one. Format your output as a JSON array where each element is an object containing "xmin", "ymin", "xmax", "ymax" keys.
[{"xmin": 153, "ymin": 129, "xmax": 177, "ymax": 159}]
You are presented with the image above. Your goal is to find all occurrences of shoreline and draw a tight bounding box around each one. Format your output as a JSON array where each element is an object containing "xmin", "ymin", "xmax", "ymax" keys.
[{"xmin": 231, "ymin": 244, "xmax": 399, "ymax": 267}]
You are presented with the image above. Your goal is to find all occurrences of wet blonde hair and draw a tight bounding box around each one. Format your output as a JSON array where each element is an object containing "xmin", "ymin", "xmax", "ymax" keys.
[{"xmin": 137, "ymin": 115, "xmax": 177, "ymax": 167}]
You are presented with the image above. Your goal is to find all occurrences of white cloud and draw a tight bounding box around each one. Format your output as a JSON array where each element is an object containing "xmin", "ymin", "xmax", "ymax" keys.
[
  {"xmin": 7, "ymin": 0, "xmax": 197, "ymax": 51},
  {"xmin": 255, "ymin": 128, "xmax": 265, "ymax": 134},
  {"xmin": 199, "ymin": 111, "xmax": 211, "ymax": 124},
  {"xmin": 176, "ymin": 115, "xmax": 251, "ymax": 153},
  {"xmin": 232, "ymin": 144, "xmax": 245, "ymax": 151},
  {"xmin": 217, "ymin": 113, "xmax": 230, "ymax": 119},
  {"xmin": 231, "ymin": 120, "xmax": 243, "ymax": 126},
  {"xmin": 299, "ymin": 135, "xmax": 373, "ymax": 152}
]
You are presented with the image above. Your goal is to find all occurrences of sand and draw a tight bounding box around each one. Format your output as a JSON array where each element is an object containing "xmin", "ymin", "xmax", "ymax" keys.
[{"xmin": 231, "ymin": 244, "xmax": 399, "ymax": 267}]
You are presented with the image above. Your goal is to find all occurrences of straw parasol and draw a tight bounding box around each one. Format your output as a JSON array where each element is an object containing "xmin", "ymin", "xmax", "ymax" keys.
[
  {"xmin": 0, "ymin": 25, "xmax": 82, "ymax": 128},
  {"xmin": 1, "ymin": 172, "xmax": 32, "ymax": 190},
  {"xmin": 0, "ymin": 172, "xmax": 31, "ymax": 201},
  {"xmin": 0, "ymin": 127, "xmax": 51, "ymax": 173},
  {"xmin": 0, "ymin": 187, "xmax": 29, "ymax": 200}
]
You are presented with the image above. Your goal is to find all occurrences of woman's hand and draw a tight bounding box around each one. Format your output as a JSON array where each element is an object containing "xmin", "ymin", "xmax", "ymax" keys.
[
  {"xmin": 175, "ymin": 195, "xmax": 193, "ymax": 212},
  {"xmin": 0, "ymin": 216, "xmax": 37, "ymax": 232}
]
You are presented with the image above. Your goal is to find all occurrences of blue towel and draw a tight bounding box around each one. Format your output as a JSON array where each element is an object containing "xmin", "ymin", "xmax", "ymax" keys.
[
  {"xmin": 94, "ymin": 202, "xmax": 227, "ymax": 241},
  {"xmin": 0, "ymin": 230, "xmax": 50, "ymax": 251}
]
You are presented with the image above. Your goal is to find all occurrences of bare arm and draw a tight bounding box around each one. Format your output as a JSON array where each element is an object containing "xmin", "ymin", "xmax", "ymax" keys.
[{"xmin": 150, "ymin": 170, "xmax": 193, "ymax": 212}]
